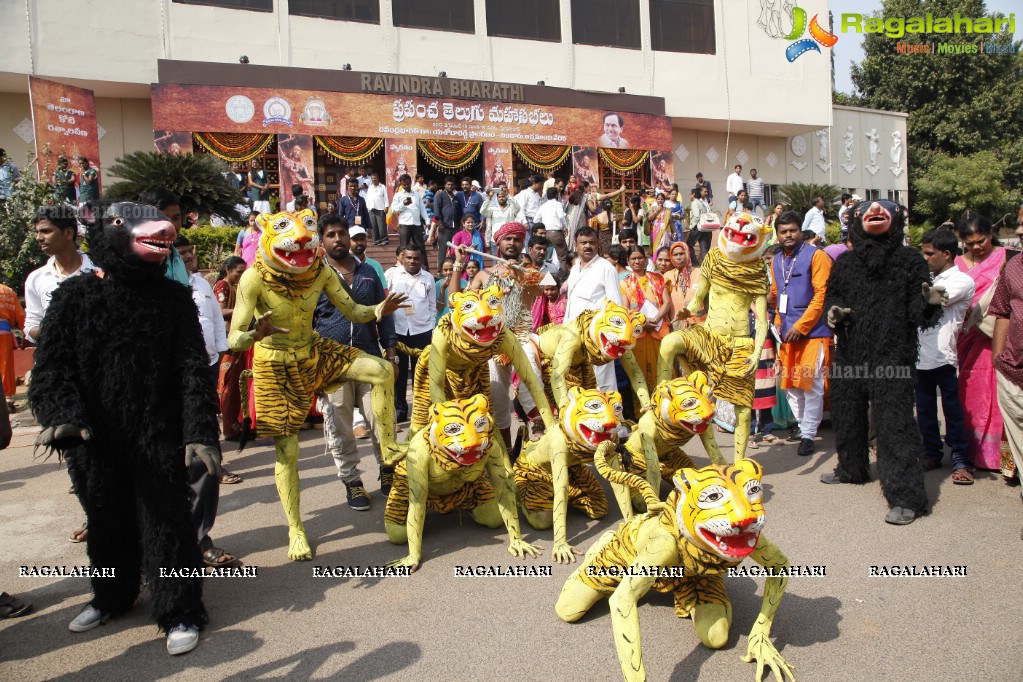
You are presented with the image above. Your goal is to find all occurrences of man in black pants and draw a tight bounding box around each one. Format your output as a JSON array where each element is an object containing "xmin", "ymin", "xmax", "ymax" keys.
[
  {"xmin": 390, "ymin": 173, "xmax": 428, "ymax": 268},
  {"xmin": 432, "ymin": 176, "xmax": 462, "ymax": 272}
]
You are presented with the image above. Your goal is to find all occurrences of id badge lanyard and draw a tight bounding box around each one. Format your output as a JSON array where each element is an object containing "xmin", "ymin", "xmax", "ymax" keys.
[{"xmin": 778, "ymin": 243, "xmax": 803, "ymax": 315}]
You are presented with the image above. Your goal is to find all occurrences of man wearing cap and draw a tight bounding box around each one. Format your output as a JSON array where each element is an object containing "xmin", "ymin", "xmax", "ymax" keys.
[
  {"xmin": 348, "ymin": 224, "xmax": 387, "ymax": 287},
  {"xmin": 451, "ymin": 221, "xmax": 548, "ymax": 441}
]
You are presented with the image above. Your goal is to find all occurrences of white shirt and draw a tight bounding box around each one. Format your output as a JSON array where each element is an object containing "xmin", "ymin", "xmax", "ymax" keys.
[
  {"xmin": 482, "ymin": 196, "xmax": 520, "ymax": 244},
  {"xmin": 356, "ymin": 174, "xmax": 373, "ymax": 199},
  {"xmin": 565, "ymin": 256, "xmax": 623, "ymax": 322},
  {"xmin": 535, "ymin": 197, "xmax": 568, "ymax": 232},
  {"xmin": 390, "ymin": 189, "xmax": 424, "ymax": 225},
  {"xmin": 389, "ymin": 267, "xmax": 437, "ymax": 335},
  {"xmin": 365, "ymin": 182, "xmax": 389, "ymax": 211},
  {"xmin": 514, "ymin": 188, "xmax": 542, "ymax": 222},
  {"xmin": 802, "ymin": 206, "xmax": 826, "ymax": 240},
  {"xmin": 23, "ymin": 252, "xmax": 96, "ymax": 342},
  {"xmin": 188, "ymin": 272, "xmax": 229, "ymax": 365},
  {"xmin": 917, "ymin": 267, "xmax": 975, "ymax": 370},
  {"xmin": 726, "ymin": 172, "xmax": 745, "ymax": 196}
]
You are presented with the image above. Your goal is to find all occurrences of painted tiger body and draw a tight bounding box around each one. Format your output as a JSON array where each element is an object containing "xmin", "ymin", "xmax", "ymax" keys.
[
  {"xmin": 514, "ymin": 387, "xmax": 635, "ymax": 563},
  {"xmin": 537, "ymin": 302, "xmax": 650, "ymax": 409},
  {"xmin": 409, "ymin": 285, "xmax": 554, "ymax": 436},
  {"xmin": 227, "ymin": 209, "xmax": 401, "ymax": 561},
  {"xmin": 385, "ymin": 395, "xmax": 540, "ymax": 571},
  {"xmin": 625, "ymin": 372, "xmax": 727, "ymax": 491},
  {"xmin": 660, "ymin": 212, "xmax": 773, "ymax": 462},
  {"xmin": 557, "ymin": 452, "xmax": 795, "ymax": 682}
]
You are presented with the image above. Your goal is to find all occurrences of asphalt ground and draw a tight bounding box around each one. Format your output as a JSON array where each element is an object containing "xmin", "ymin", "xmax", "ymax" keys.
[{"xmin": 1, "ymin": 392, "xmax": 1020, "ymax": 682}]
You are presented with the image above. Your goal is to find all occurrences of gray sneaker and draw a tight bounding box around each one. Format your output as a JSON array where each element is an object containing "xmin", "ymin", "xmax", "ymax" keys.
[
  {"xmin": 166, "ymin": 623, "xmax": 200, "ymax": 655},
  {"xmin": 69, "ymin": 604, "xmax": 108, "ymax": 632}
]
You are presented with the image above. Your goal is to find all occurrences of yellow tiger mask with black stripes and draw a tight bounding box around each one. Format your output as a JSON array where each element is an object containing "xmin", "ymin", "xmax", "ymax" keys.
[
  {"xmin": 673, "ymin": 458, "xmax": 766, "ymax": 561},
  {"xmin": 449, "ymin": 284, "xmax": 505, "ymax": 346},
  {"xmin": 257, "ymin": 209, "xmax": 321, "ymax": 274},
  {"xmin": 428, "ymin": 394, "xmax": 494, "ymax": 466}
]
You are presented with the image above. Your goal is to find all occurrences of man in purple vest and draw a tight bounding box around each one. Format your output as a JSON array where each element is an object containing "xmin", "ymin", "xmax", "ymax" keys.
[{"xmin": 770, "ymin": 211, "xmax": 833, "ymax": 457}]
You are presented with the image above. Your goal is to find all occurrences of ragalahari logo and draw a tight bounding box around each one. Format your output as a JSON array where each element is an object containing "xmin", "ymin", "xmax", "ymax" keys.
[{"xmin": 780, "ymin": 6, "xmax": 839, "ymax": 62}]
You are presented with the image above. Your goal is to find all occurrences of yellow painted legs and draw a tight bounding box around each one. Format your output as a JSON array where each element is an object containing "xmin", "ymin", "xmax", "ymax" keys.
[{"xmin": 274, "ymin": 435, "xmax": 312, "ymax": 561}]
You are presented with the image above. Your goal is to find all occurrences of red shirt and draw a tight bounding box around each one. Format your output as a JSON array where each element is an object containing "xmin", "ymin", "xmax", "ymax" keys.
[{"xmin": 989, "ymin": 251, "xmax": 1023, "ymax": 389}]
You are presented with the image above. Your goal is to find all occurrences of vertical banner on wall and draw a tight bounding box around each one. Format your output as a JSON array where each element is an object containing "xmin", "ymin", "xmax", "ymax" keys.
[
  {"xmin": 153, "ymin": 131, "xmax": 194, "ymax": 155},
  {"xmin": 277, "ymin": 134, "xmax": 315, "ymax": 209},
  {"xmin": 28, "ymin": 76, "xmax": 100, "ymax": 179},
  {"xmin": 572, "ymin": 146, "xmax": 598, "ymax": 187},
  {"xmin": 385, "ymin": 138, "xmax": 416, "ymax": 189},
  {"xmin": 650, "ymin": 150, "xmax": 674, "ymax": 190},
  {"xmin": 483, "ymin": 142, "xmax": 513, "ymax": 189}
]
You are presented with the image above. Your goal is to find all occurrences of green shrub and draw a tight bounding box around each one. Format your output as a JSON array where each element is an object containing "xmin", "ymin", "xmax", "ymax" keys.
[
  {"xmin": 0, "ymin": 151, "xmax": 62, "ymax": 295},
  {"xmin": 182, "ymin": 226, "xmax": 242, "ymax": 272},
  {"xmin": 825, "ymin": 221, "xmax": 842, "ymax": 245}
]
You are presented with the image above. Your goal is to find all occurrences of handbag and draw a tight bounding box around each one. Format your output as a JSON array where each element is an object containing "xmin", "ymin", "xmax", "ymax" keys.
[{"xmin": 698, "ymin": 212, "xmax": 722, "ymax": 232}]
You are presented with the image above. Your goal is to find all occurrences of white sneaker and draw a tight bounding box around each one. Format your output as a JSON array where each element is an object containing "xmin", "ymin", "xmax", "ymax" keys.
[
  {"xmin": 166, "ymin": 623, "xmax": 200, "ymax": 655},
  {"xmin": 69, "ymin": 604, "xmax": 108, "ymax": 632}
]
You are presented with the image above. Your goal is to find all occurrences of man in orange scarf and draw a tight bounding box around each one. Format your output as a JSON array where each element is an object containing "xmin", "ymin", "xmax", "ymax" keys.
[{"xmin": 770, "ymin": 212, "xmax": 832, "ymax": 457}]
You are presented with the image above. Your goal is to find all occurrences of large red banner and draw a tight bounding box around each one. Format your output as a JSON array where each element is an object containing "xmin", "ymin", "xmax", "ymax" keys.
[
  {"xmin": 483, "ymin": 142, "xmax": 513, "ymax": 189},
  {"xmin": 151, "ymin": 84, "xmax": 672, "ymax": 151},
  {"xmin": 29, "ymin": 76, "xmax": 101, "ymax": 175}
]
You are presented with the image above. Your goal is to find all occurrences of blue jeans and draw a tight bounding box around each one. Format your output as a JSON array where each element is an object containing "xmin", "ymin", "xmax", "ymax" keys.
[
  {"xmin": 915, "ymin": 364, "xmax": 970, "ymax": 469},
  {"xmin": 755, "ymin": 408, "xmax": 774, "ymax": 436},
  {"xmin": 749, "ymin": 197, "xmax": 767, "ymax": 214}
]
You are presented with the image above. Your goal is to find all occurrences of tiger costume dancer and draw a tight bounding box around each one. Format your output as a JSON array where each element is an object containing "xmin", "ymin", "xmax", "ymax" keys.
[
  {"xmin": 538, "ymin": 301, "xmax": 650, "ymax": 410},
  {"xmin": 385, "ymin": 395, "xmax": 540, "ymax": 572},
  {"xmin": 623, "ymin": 372, "xmax": 727, "ymax": 502},
  {"xmin": 407, "ymin": 286, "xmax": 555, "ymax": 460},
  {"xmin": 558, "ymin": 445, "xmax": 795, "ymax": 682},
  {"xmin": 515, "ymin": 387, "xmax": 632, "ymax": 563},
  {"xmin": 663, "ymin": 212, "xmax": 773, "ymax": 461},
  {"xmin": 229, "ymin": 210, "xmax": 408, "ymax": 561}
]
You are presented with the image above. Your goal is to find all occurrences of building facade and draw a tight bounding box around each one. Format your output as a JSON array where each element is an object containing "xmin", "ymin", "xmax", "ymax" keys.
[{"xmin": 0, "ymin": 0, "xmax": 908, "ymax": 207}]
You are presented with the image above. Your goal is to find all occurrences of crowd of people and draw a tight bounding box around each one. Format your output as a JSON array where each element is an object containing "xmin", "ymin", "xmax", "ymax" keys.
[{"xmin": 3, "ymin": 159, "xmax": 1023, "ymax": 645}]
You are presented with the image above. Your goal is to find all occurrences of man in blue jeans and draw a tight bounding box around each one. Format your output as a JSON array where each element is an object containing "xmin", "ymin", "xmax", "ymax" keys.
[{"xmin": 916, "ymin": 229, "xmax": 976, "ymax": 483}]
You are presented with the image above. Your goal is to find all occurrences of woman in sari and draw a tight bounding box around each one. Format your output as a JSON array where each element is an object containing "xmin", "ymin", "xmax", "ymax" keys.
[
  {"xmin": 646, "ymin": 193, "xmax": 671, "ymax": 252},
  {"xmin": 213, "ymin": 256, "xmax": 247, "ymax": 482},
  {"xmin": 235, "ymin": 211, "xmax": 262, "ymax": 268},
  {"xmin": 956, "ymin": 214, "xmax": 1007, "ymax": 472},
  {"xmin": 620, "ymin": 245, "xmax": 672, "ymax": 395},
  {"xmin": 662, "ymin": 242, "xmax": 702, "ymax": 330}
]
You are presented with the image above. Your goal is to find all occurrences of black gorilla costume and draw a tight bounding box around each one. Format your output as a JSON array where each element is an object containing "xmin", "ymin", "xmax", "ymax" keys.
[
  {"xmin": 29, "ymin": 202, "xmax": 221, "ymax": 632},
  {"xmin": 822, "ymin": 200, "xmax": 942, "ymax": 523}
]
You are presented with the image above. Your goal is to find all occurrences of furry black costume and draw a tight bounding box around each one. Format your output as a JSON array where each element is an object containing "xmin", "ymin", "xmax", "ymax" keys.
[
  {"xmin": 821, "ymin": 200, "xmax": 944, "ymax": 524},
  {"xmin": 29, "ymin": 202, "xmax": 221, "ymax": 635}
]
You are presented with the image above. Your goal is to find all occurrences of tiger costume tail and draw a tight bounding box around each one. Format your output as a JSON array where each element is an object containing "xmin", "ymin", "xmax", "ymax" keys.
[{"xmin": 593, "ymin": 440, "xmax": 660, "ymax": 510}]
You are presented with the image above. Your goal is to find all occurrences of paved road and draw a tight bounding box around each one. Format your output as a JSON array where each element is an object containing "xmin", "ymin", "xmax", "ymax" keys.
[{"xmin": 1, "ymin": 400, "xmax": 1020, "ymax": 681}]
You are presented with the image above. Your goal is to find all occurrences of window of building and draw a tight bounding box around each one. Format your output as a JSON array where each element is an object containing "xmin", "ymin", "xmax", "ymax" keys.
[
  {"xmin": 648, "ymin": 0, "xmax": 715, "ymax": 54},
  {"xmin": 172, "ymin": 0, "xmax": 273, "ymax": 11},
  {"xmin": 289, "ymin": 0, "xmax": 379, "ymax": 23},
  {"xmin": 571, "ymin": 0, "xmax": 640, "ymax": 49},
  {"xmin": 764, "ymin": 184, "xmax": 780, "ymax": 208},
  {"xmin": 866, "ymin": 189, "xmax": 881, "ymax": 200},
  {"xmin": 486, "ymin": 0, "xmax": 561, "ymax": 42},
  {"xmin": 886, "ymin": 189, "xmax": 906, "ymax": 204},
  {"xmin": 393, "ymin": 0, "xmax": 475, "ymax": 33}
]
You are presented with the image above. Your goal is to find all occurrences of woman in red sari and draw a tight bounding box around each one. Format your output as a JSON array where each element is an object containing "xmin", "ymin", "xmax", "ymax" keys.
[
  {"xmin": 956, "ymin": 215, "xmax": 1006, "ymax": 471},
  {"xmin": 620, "ymin": 245, "xmax": 671, "ymax": 394}
]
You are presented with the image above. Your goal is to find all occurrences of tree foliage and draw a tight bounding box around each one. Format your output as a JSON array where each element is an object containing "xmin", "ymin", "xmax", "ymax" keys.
[
  {"xmin": 0, "ymin": 153, "xmax": 62, "ymax": 295},
  {"xmin": 847, "ymin": 0, "xmax": 1023, "ymax": 223},
  {"xmin": 104, "ymin": 152, "xmax": 242, "ymax": 220},
  {"xmin": 914, "ymin": 150, "xmax": 1019, "ymax": 224},
  {"xmin": 778, "ymin": 182, "xmax": 843, "ymax": 220}
]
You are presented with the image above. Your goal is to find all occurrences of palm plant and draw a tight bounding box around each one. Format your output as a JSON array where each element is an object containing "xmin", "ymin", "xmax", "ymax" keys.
[
  {"xmin": 104, "ymin": 152, "xmax": 242, "ymax": 220},
  {"xmin": 777, "ymin": 182, "xmax": 842, "ymax": 220}
]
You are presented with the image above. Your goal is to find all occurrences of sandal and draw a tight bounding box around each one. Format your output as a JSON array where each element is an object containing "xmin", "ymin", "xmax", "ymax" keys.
[
  {"xmin": 951, "ymin": 468, "xmax": 974, "ymax": 485},
  {"xmin": 203, "ymin": 547, "xmax": 241, "ymax": 569},
  {"xmin": 69, "ymin": 523, "xmax": 88, "ymax": 543},
  {"xmin": 219, "ymin": 470, "xmax": 243, "ymax": 485},
  {"xmin": 761, "ymin": 434, "xmax": 782, "ymax": 445}
]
